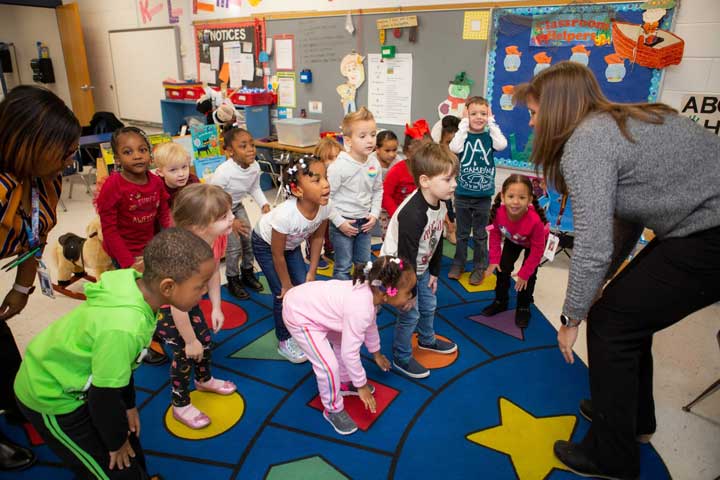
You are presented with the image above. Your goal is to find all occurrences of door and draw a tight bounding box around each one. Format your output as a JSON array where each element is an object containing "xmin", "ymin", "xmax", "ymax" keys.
[{"xmin": 56, "ymin": 3, "xmax": 95, "ymax": 125}]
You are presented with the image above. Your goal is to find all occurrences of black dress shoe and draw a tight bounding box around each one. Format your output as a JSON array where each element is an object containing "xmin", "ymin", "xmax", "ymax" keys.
[
  {"xmin": 515, "ymin": 306, "xmax": 531, "ymax": 328},
  {"xmin": 480, "ymin": 300, "xmax": 508, "ymax": 317},
  {"xmin": 578, "ymin": 400, "xmax": 653, "ymax": 444},
  {"xmin": 553, "ymin": 440, "xmax": 638, "ymax": 480},
  {"xmin": 241, "ymin": 268, "xmax": 263, "ymax": 292},
  {"xmin": 0, "ymin": 437, "xmax": 36, "ymax": 471}
]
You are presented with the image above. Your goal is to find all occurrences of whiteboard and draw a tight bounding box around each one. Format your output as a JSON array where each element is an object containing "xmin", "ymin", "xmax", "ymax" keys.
[{"xmin": 109, "ymin": 27, "xmax": 182, "ymax": 124}]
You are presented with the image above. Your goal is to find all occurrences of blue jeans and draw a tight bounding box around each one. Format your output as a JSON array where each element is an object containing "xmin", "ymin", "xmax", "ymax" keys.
[
  {"xmin": 453, "ymin": 195, "xmax": 491, "ymax": 271},
  {"xmin": 252, "ymin": 232, "xmax": 307, "ymax": 341},
  {"xmin": 394, "ymin": 269, "xmax": 437, "ymax": 363},
  {"xmin": 329, "ymin": 219, "xmax": 372, "ymax": 280}
]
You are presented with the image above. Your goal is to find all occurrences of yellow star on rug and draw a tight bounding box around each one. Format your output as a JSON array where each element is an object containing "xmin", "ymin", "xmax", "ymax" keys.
[{"xmin": 466, "ymin": 397, "xmax": 576, "ymax": 480}]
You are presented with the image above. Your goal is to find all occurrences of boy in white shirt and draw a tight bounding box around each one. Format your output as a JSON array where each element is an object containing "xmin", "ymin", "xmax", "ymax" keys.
[{"xmin": 210, "ymin": 127, "xmax": 270, "ymax": 299}]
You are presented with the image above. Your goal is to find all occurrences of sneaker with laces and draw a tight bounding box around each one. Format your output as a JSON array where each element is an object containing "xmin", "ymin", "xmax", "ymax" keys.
[
  {"xmin": 469, "ymin": 268, "xmax": 485, "ymax": 285},
  {"xmin": 340, "ymin": 382, "xmax": 375, "ymax": 396},
  {"xmin": 317, "ymin": 257, "xmax": 329, "ymax": 269},
  {"xmin": 447, "ymin": 264, "xmax": 463, "ymax": 280},
  {"xmin": 277, "ymin": 337, "xmax": 308, "ymax": 363},
  {"xmin": 393, "ymin": 357, "xmax": 430, "ymax": 379},
  {"xmin": 480, "ymin": 300, "xmax": 508, "ymax": 317},
  {"xmin": 323, "ymin": 409, "xmax": 358, "ymax": 435},
  {"xmin": 418, "ymin": 338, "xmax": 458, "ymax": 354}
]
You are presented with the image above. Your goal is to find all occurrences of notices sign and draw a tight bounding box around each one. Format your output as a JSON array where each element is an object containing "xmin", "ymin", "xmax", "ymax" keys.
[
  {"xmin": 530, "ymin": 14, "xmax": 611, "ymax": 47},
  {"xmin": 681, "ymin": 94, "xmax": 720, "ymax": 136}
]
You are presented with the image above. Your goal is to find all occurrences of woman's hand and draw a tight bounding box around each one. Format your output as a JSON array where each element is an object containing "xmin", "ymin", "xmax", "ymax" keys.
[
  {"xmin": 373, "ymin": 352, "xmax": 390, "ymax": 372},
  {"xmin": 211, "ymin": 308, "xmax": 224, "ymax": 333},
  {"xmin": 109, "ymin": 438, "xmax": 135, "ymax": 471},
  {"xmin": 514, "ymin": 277, "xmax": 528, "ymax": 291},
  {"xmin": 184, "ymin": 338, "xmax": 204, "ymax": 362},
  {"xmin": 126, "ymin": 408, "xmax": 141, "ymax": 438},
  {"xmin": 358, "ymin": 385, "xmax": 377, "ymax": 413},
  {"xmin": 0, "ymin": 289, "xmax": 29, "ymax": 321},
  {"xmin": 558, "ymin": 325, "xmax": 579, "ymax": 364}
]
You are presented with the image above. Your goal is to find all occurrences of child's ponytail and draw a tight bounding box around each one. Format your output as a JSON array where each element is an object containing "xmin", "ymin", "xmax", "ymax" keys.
[
  {"xmin": 488, "ymin": 192, "xmax": 502, "ymax": 225},
  {"xmin": 352, "ymin": 256, "xmax": 412, "ymax": 293},
  {"xmin": 532, "ymin": 197, "xmax": 548, "ymax": 225}
]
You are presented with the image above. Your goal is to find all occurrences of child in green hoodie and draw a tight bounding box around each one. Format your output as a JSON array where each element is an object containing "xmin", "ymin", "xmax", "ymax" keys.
[{"xmin": 14, "ymin": 228, "xmax": 215, "ymax": 480}]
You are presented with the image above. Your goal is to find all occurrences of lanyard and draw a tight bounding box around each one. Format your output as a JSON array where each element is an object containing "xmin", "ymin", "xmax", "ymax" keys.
[{"xmin": 21, "ymin": 187, "xmax": 41, "ymax": 253}]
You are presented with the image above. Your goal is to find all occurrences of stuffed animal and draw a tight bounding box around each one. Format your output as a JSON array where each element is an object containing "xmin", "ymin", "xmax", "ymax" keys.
[{"xmin": 54, "ymin": 216, "xmax": 113, "ymax": 285}]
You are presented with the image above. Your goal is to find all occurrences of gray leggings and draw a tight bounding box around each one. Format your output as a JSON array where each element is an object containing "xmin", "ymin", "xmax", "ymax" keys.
[{"xmin": 225, "ymin": 202, "xmax": 254, "ymax": 277}]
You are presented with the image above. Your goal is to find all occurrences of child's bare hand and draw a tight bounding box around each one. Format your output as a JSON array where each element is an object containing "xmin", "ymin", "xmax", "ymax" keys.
[
  {"xmin": 211, "ymin": 308, "xmax": 225, "ymax": 333},
  {"xmin": 277, "ymin": 284, "xmax": 292, "ymax": 300},
  {"xmin": 185, "ymin": 338, "xmax": 204, "ymax": 361},
  {"xmin": 109, "ymin": 438, "xmax": 135, "ymax": 471},
  {"xmin": 306, "ymin": 271, "xmax": 316, "ymax": 283},
  {"xmin": 126, "ymin": 408, "xmax": 141, "ymax": 438},
  {"xmin": 485, "ymin": 264, "xmax": 500, "ymax": 277},
  {"xmin": 514, "ymin": 277, "xmax": 528, "ymax": 291},
  {"xmin": 362, "ymin": 215, "xmax": 377, "ymax": 232},
  {"xmin": 358, "ymin": 385, "xmax": 377, "ymax": 413},
  {"xmin": 339, "ymin": 221, "xmax": 358, "ymax": 237},
  {"xmin": 232, "ymin": 219, "xmax": 250, "ymax": 237},
  {"xmin": 261, "ymin": 204, "xmax": 271, "ymax": 214},
  {"xmin": 373, "ymin": 352, "xmax": 390, "ymax": 372}
]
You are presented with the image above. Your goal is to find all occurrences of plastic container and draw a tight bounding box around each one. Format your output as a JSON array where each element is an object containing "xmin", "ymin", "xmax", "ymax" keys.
[
  {"xmin": 276, "ymin": 118, "xmax": 321, "ymax": 147},
  {"xmin": 231, "ymin": 90, "xmax": 276, "ymax": 106}
]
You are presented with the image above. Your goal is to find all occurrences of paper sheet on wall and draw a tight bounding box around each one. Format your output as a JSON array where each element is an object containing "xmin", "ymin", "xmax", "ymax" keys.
[
  {"xmin": 275, "ymin": 38, "xmax": 294, "ymax": 70},
  {"xmin": 367, "ymin": 53, "xmax": 413, "ymax": 126},
  {"xmin": 277, "ymin": 72, "xmax": 297, "ymax": 108},
  {"xmin": 209, "ymin": 46, "xmax": 220, "ymax": 70},
  {"xmin": 223, "ymin": 41, "xmax": 242, "ymax": 63},
  {"xmin": 242, "ymin": 41, "xmax": 253, "ymax": 53},
  {"xmin": 230, "ymin": 54, "xmax": 255, "ymax": 88},
  {"xmin": 199, "ymin": 62, "xmax": 215, "ymax": 84}
]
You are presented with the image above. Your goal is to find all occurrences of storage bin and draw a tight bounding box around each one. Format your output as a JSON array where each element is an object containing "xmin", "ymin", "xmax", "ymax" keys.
[
  {"xmin": 231, "ymin": 90, "xmax": 276, "ymax": 106},
  {"xmin": 245, "ymin": 105, "xmax": 270, "ymax": 140},
  {"xmin": 276, "ymin": 118, "xmax": 321, "ymax": 147}
]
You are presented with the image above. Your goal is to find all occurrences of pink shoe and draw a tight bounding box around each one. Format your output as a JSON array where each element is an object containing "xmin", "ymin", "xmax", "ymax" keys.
[
  {"xmin": 194, "ymin": 377, "xmax": 237, "ymax": 395},
  {"xmin": 172, "ymin": 404, "xmax": 210, "ymax": 429}
]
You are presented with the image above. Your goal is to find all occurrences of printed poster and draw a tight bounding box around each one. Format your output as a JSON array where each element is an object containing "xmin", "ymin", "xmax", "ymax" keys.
[
  {"xmin": 530, "ymin": 13, "xmax": 612, "ymax": 46},
  {"xmin": 367, "ymin": 53, "xmax": 413, "ymax": 126}
]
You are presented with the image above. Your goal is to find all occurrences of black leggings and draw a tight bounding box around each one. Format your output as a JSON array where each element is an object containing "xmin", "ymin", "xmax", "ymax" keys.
[{"xmin": 494, "ymin": 239, "xmax": 538, "ymax": 306}]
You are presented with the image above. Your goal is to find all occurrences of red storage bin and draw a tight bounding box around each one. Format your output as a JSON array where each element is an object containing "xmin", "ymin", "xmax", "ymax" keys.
[
  {"xmin": 163, "ymin": 82, "xmax": 204, "ymax": 101},
  {"xmin": 231, "ymin": 90, "xmax": 276, "ymax": 106}
]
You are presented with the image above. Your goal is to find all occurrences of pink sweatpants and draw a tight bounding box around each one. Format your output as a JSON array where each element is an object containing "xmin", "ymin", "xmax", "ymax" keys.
[{"xmin": 285, "ymin": 322, "xmax": 349, "ymax": 413}]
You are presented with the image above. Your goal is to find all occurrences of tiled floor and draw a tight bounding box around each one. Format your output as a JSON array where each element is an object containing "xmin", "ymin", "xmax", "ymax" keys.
[{"xmin": 1, "ymin": 179, "xmax": 718, "ymax": 479}]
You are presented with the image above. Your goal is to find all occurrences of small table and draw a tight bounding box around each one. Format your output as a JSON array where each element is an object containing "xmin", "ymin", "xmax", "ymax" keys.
[{"xmin": 253, "ymin": 140, "xmax": 316, "ymax": 156}]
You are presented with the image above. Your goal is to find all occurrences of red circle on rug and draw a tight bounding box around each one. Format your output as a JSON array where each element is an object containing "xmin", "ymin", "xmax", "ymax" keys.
[{"xmin": 199, "ymin": 299, "xmax": 248, "ymax": 330}]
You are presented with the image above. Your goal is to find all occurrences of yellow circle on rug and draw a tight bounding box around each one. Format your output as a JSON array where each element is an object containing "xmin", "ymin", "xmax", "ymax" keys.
[
  {"xmin": 412, "ymin": 334, "xmax": 458, "ymax": 369},
  {"xmin": 164, "ymin": 390, "xmax": 244, "ymax": 440}
]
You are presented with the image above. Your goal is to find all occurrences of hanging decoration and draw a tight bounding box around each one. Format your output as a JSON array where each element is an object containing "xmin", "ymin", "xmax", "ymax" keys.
[
  {"xmin": 336, "ymin": 52, "xmax": 365, "ymax": 114},
  {"xmin": 430, "ymin": 72, "xmax": 473, "ymax": 141},
  {"xmin": 376, "ymin": 15, "xmax": 419, "ymax": 46},
  {"xmin": 503, "ymin": 46, "xmax": 522, "ymax": 72}
]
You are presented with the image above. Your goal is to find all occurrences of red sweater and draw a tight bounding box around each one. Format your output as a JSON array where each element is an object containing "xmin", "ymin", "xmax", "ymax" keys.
[
  {"xmin": 96, "ymin": 172, "xmax": 171, "ymax": 268},
  {"xmin": 164, "ymin": 173, "xmax": 200, "ymax": 209},
  {"xmin": 488, "ymin": 205, "xmax": 548, "ymax": 280},
  {"xmin": 382, "ymin": 160, "xmax": 417, "ymax": 218}
]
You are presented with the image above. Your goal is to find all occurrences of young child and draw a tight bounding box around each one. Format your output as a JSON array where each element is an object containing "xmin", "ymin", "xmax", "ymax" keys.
[
  {"xmin": 154, "ymin": 142, "xmax": 199, "ymax": 208},
  {"xmin": 438, "ymin": 116, "xmax": 460, "ymax": 245},
  {"xmin": 282, "ymin": 255, "xmax": 415, "ymax": 435},
  {"xmin": 368, "ymin": 130, "xmax": 402, "ymax": 238},
  {"xmin": 14, "ymin": 228, "xmax": 215, "ymax": 479},
  {"xmin": 381, "ymin": 143, "xmax": 459, "ymax": 379},
  {"xmin": 96, "ymin": 126, "xmax": 171, "ymax": 271},
  {"xmin": 382, "ymin": 137, "xmax": 429, "ymax": 219},
  {"xmin": 448, "ymin": 96, "xmax": 507, "ymax": 285},
  {"xmin": 327, "ymin": 107, "xmax": 383, "ymax": 280},
  {"xmin": 209, "ymin": 127, "xmax": 269, "ymax": 299},
  {"xmin": 307, "ymin": 136, "xmax": 343, "ymax": 267},
  {"xmin": 480, "ymin": 175, "xmax": 548, "ymax": 328},
  {"xmin": 157, "ymin": 184, "xmax": 238, "ymax": 428},
  {"xmin": 252, "ymin": 155, "xmax": 333, "ymax": 363}
]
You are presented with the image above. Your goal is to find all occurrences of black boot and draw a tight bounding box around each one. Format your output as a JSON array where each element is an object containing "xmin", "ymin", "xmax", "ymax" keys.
[
  {"xmin": 480, "ymin": 300, "xmax": 508, "ymax": 317},
  {"xmin": 515, "ymin": 306, "xmax": 531, "ymax": 328},
  {"xmin": 241, "ymin": 268, "xmax": 263, "ymax": 292},
  {"xmin": 0, "ymin": 434, "xmax": 35, "ymax": 471},
  {"xmin": 226, "ymin": 275, "xmax": 249, "ymax": 299}
]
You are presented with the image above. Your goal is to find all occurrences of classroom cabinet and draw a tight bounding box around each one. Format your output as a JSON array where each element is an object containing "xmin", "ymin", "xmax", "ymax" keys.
[{"xmin": 160, "ymin": 99, "xmax": 270, "ymax": 140}]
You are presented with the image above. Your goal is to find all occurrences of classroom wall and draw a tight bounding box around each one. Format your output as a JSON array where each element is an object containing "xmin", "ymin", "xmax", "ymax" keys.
[{"xmin": 0, "ymin": 4, "xmax": 72, "ymax": 107}]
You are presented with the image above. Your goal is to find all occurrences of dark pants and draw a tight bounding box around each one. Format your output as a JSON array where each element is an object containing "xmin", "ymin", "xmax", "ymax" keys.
[
  {"xmin": 156, "ymin": 305, "xmax": 212, "ymax": 407},
  {"xmin": 252, "ymin": 231, "xmax": 307, "ymax": 341},
  {"xmin": 495, "ymin": 239, "xmax": 538, "ymax": 306},
  {"xmin": 17, "ymin": 399, "xmax": 149, "ymax": 479},
  {"xmin": 580, "ymin": 225, "xmax": 720, "ymax": 475},
  {"xmin": 0, "ymin": 320, "xmax": 22, "ymax": 416},
  {"xmin": 453, "ymin": 195, "xmax": 491, "ymax": 270}
]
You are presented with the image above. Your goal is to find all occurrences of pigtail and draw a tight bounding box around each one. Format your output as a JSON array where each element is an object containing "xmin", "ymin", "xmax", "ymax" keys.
[
  {"xmin": 488, "ymin": 192, "xmax": 502, "ymax": 225},
  {"xmin": 281, "ymin": 154, "xmax": 317, "ymax": 198},
  {"xmin": 352, "ymin": 261, "xmax": 374, "ymax": 286},
  {"xmin": 354, "ymin": 256, "xmax": 412, "ymax": 294},
  {"xmin": 532, "ymin": 197, "xmax": 548, "ymax": 225}
]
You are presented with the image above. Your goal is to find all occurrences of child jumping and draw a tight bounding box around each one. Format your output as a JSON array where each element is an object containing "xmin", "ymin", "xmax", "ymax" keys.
[
  {"xmin": 252, "ymin": 155, "xmax": 334, "ymax": 363},
  {"xmin": 153, "ymin": 142, "xmax": 199, "ymax": 207},
  {"xmin": 157, "ymin": 184, "xmax": 239, "ymax": 428},
  {"xmin": 480, "ymin": 174, "xmax": 548, "ymax": 328},
  {"xmin": 282, "ymin": 256, "xmax": 416, "ymax": 435},
  {"xmin": 327, "ymin": 107, "xmax": 383, "ymax": 280},
  {"xmin": 209, "ymin": 127, "xmax": 269, "ymax": 299},
  {"xmin": 382, "ymin": 143, "xmax": 459, "ymax": 379},
  {"xmin": 448, "ymin": 97, "xmax": 507, "ymax": 284},
  {"xmin": 14, "ymin": 228, "xmax": 215, "ymax": 479},
  {"xmin": 96, "ymin": 126, "xmax": 171, "ymax": 272}
]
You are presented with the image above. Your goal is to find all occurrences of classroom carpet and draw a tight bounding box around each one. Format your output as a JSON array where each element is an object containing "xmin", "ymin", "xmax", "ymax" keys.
[{"xmin": 3, "ymin": 245, "xmax": 671, "ymax": 480}]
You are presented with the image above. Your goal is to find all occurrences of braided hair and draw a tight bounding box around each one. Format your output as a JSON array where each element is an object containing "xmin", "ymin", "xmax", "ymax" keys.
[
  {"xmin": 488, "ymin": 174, "xmax": 548, "ymax": 225},
  {"xmin": 352, "ymin": 255, "xmax": 414, "ymax": 295},
  {"xmin": 110, "ymin": 126, "xmax": 152, "ymax": 157},
  {"xmin": 282, "ymin": 154, "xmax": 323, "ymax": 198}
]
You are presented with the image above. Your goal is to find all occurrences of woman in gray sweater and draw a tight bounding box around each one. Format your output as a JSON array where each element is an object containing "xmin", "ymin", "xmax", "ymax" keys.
[{"xmin": 515, "ymin": 62, "xmax": 720, "ymax": 480}]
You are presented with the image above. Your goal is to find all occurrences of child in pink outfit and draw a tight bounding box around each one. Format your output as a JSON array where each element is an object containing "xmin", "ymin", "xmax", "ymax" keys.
[
  {"xmin": 282, "ymin": 256, "xmax": 417, "ymax": 435},
  {"xmin": 480, "ymin": 175, "xmax": 548, "ymax": 328}
]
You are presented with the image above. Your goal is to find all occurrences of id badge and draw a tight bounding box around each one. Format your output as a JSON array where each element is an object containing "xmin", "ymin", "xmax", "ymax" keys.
[
  {"xmin": 37, "ymin": 260, "xmax": 55, "ymax": 298},
  {"xmin": 543, "ymin": 233, "xmax": 560, "ymax": 262}
]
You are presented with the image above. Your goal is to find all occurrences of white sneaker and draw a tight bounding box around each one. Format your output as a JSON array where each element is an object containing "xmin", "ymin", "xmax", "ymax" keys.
[{"xmin": 278, "ymin": 338, "xmax": 307, "ymax": 363}]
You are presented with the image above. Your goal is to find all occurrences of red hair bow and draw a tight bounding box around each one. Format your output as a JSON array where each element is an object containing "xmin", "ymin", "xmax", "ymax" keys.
[{"xmin": 404, "ymin": 119, "xmax": 430, "ymax": 139}]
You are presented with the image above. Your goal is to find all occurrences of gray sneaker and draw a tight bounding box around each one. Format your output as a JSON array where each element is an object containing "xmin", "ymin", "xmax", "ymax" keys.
[
  {"xmin": 323, "ymin": 409, "xmax": 358, "ymax": 435},
  {"xmin": 469, "ymin": 268, "xmax": 484, "ymax": 285},
  {"xmin": 418, "ymin": 338, "xmax": 458, "ymax": 354},
  {"xmin": 393, "ymin": 357, "xmax": 430, "ymax": 379},
  {"xmin": 277, "ymin": 337, "xmax": 307, "ymax": 364}
]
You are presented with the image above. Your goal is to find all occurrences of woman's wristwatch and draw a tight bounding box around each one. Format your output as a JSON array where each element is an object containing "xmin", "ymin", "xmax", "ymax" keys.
[
  {"xmin": 12, "ymin": 283, "xmax": 36, "ymax": 296},
  {"xmin": 560, "ymin": 314, "xmax": 582, "ymax": 328}
]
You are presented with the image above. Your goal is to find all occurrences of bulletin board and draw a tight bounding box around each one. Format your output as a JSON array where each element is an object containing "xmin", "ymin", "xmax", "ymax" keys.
[
  {"xmin": 265, "ymin": 10, "xmax": 489, "ymax": 136},
  {"xmin": 194, "ymin": 20, "xmax": 265, "ymax": 88},
  {"xmin": 487, "ymin": 3, "xmax": 675, "ymax": 170}
]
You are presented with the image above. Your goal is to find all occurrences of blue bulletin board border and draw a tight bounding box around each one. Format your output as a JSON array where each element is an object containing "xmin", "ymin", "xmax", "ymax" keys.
[{"xmin": 486, "ymin": 3, "xmax": 674, "ymax": 171}]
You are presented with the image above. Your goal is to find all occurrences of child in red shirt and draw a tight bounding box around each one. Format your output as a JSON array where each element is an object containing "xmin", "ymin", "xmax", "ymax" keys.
[
  {"xmin": 480, "ymin": 175, "xmax": 548, "ymax": 328},
  {"xmin": 96, "ymin": 127, "xmax": 171, "ymax": 270},
  {"xmin": 382, "ymin": 138, "xmax": 429, "ymax": 217}
]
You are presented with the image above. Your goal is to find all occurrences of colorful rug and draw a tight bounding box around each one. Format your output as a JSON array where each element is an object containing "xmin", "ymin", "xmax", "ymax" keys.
[{"xmin": 3, "ymin": 250, "xmax": 670, "ymax": 479}]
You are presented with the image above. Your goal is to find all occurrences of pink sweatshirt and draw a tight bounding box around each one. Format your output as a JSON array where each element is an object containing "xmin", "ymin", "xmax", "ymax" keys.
[
  {"xmin": 488, "ymin": 205, "xmax": 548, "ymax": 280},
  {"xmin": 282, "ymin": 280, "xmax": 380, "ymax": 387}
]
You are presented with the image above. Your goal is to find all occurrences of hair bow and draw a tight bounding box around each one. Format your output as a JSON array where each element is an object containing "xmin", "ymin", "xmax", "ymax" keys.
[
  {"xmin": 404, "ymin": 119, "xmax": 430, "ymax": 139},
  {"xmin": 390, "ymin": 258, "xmax": 404, "ymax": 269},
  {"xmin": 363, "ymin": 261, "xmax": 373, "ymax": 274}
]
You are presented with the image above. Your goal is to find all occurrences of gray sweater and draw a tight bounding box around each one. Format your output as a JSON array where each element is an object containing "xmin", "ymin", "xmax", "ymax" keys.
[{"xmin": 560, "ymin": 112, "xmax": 720, "ymax": 320}]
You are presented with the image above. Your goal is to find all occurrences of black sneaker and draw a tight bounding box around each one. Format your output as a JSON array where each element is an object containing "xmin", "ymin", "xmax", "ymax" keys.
[
  {"xmin": 480, "ymin": 300, "xmax": 508, "ymax": 317},
  {"xmin": 241, "ymin": 268, "xmax": 263, "ymax": 292},
  {"xmin": 340, "ymin": 382, "xmax": 375, "ymax": 396},
  {"xmin": 227, "ymin": 276, "xmax": 249, "ymax": 299},
  {"xmin": 578, "ymin": 399, "xmax": 653, "ymax": 444},
  {"xmin": 393, "ymin": 357, "xmax": 430, "ymax": 379},
  {"xmin": 323, "ymin": 409, "xmax": 358, "ymax": 435},
  {"xmin": 324, "ymin": 250, "xmax": 334, "ymax": 261},
  {"xmin": 417, "ymin": 338, "xmax": 458, "ymax": 354},
  {"xmin": 515, "ymin": 306, "xmax": 531, "ymax": 328},
  {"xmin": 143, "ymin": 344, "xmax": 169, "ymax": 366}
]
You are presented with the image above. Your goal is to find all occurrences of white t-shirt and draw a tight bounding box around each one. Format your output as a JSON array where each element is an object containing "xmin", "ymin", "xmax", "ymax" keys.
[{"xmin": 255, "ymin": 197, "xmax": 332, "ymax": 250}]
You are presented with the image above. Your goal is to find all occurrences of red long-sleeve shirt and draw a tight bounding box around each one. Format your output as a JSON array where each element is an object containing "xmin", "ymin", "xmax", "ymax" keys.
[
  {"xmin": 382, "ymin": 160, "xmax": 417, "ymax": 218},
  {"xmin": 96, "ymin": 172, "xmax": 171, "ymax": 268},
  {"xmin": 488, "ymin": 204, "xmax": 548, "ymax": 280}
]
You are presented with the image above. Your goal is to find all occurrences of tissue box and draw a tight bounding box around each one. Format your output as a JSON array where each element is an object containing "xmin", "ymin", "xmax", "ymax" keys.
[{"xmin": 276, "ymin": 118, "xmax": 321, "ymax": 147}]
